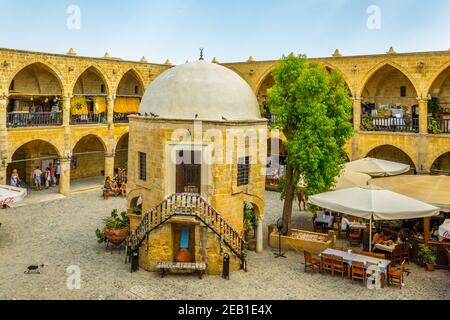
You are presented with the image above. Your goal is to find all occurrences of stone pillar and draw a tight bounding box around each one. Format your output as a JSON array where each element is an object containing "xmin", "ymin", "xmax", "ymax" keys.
[
  {"xmin": 62, "ymin": 95, "xmax": 71, "ymax": 127},
  {"xmin": 59, "ymin": 159, "xmax": 71, "ymax": 196},
  {"xmin": 104, "ymin": 153, "xmax": 115, "ymax": 178},
  {"xmin": 418, "ymin": 98, "xmax": 429, "ymax": 134},
  {"xmin": 256, "ymin": 217, "xmax": 264, "ymax": 253},
  {"xmin": 0, "ymin": 95, "xmax": 8, "ymax": 185},
  {"xmin": 107, "ymin": 95, "xmax": 115, "ymax": 125},
  {"xmin": 352, "ymin": 96, "xmax": 362, "ymax": 132}
]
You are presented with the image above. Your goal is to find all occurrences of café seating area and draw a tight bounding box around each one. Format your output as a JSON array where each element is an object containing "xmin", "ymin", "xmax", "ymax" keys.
[{"xmin": 304, "ymin": 248, "xmax": 407, "ymax": 289}]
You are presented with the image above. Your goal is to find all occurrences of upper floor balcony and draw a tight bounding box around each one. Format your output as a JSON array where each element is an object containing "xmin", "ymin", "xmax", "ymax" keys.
[{"xmin": 7, "ymin": 112, "xmax": 63, "ymax": 128}]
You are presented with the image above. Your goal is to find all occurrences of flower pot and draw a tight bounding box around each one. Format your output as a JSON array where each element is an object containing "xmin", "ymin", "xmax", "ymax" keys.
[
  {"xmin": 425, "ymin": 263, "xmax": 434, "ymax": 272},
  {"xmin": 105, "ymin": 228, "xmax": 130, "ymax": 246}
]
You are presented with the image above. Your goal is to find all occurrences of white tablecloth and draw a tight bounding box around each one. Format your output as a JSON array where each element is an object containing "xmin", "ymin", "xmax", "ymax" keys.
[
  {"xmin": 321, "ymin": 248, "xmax": 391, "ymax": 274},
  {"xmin": 374, "ymin": 243, "xmax": 396, "ymax": 253},
  {"xmin": 315, "ymin": 214, "xmax": 334, "ymax": 228}
]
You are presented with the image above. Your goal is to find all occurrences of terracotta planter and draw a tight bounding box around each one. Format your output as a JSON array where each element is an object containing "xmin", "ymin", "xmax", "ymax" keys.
[
  {"xmin": 105, "ymin": 228, "xmax": 129, "ymax": 246},
  {"xmin": 426, "ymin": 263, "xmax": 435, "ymax": 272}
]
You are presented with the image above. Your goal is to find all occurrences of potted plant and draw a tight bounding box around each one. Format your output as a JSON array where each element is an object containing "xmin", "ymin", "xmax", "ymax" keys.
[
  {"xmin": 416, "ymin": 244, "xmax": 437, "ymax": 271},
  {"xmin": 95, "ymin": 209, "xmax": 130, "ymax": 246}
]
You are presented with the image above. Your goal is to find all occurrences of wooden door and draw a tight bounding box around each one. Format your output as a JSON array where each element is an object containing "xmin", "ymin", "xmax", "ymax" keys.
[{"xmin": 176, "ymin": 151, "xmax": 201, "ymax": 194}]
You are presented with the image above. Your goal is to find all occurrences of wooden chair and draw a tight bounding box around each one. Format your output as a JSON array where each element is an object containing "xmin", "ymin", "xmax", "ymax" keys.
[
  {"xmin": 304, "ymin": 251, "xmax": 321, "ymax": 274},
  {"xmin": 391, "ymin": 245, "xmax": 403, "ymax": 266},
  {"xmin": 321, "ymin": 253, "xmax": 334, "ymax": 276},
  {"xmin": 348, "ymin": 228, "xmax": 362, "ymax": 246},
  {"xmin": 401, "ymin": 244, "xmax": 410, "ymax": 263},
  {"xmin": 331, "ymin": 255, "xmax": 346, "ymax": 278},
  {"xmin": 388, "ymin": 260, "xmax": 405, "ymax": 289},
  {"xmin": 351, "ymin": 260, "xmax": 367, "ymax": 286}
]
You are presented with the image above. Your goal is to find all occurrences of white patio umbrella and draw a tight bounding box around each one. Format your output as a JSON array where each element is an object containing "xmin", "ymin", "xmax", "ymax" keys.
[
  {"xmin": 345, "ymin": 158, "xmax": 411, "ymax": 177},
  {"xmin": 334, "ymin": 169, "xmax": 371, "ymax": 190},
  {"xmin": 0, "ymin": 185, "xmax": 27, "ymax": 206},
  {"xmin": 439, "ymin": 220, "xmax": 450, "ymax": 240},
  {"xmin": 308, "ymin": 186, "xmax": 440, "ymax": 251}
]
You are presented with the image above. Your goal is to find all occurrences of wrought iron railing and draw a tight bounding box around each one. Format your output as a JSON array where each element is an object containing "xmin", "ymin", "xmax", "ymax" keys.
[
  {"xmin": 361, "ymin": 116, "xmax": 419, "ymax": 133},
  {"xmin": 127, "ymin": 193, "xmax": 247, "ymax": 269},
  {"xmin": 428, "ymin": 118, "xmax": 450, "ymax": 134},
  {"xmin": 70, "ymin": 112, "xmax": 106, "ymax": 125},
  {"xmin": 7, "ymin": 112, "xmax": 63, "ymax": 128}
]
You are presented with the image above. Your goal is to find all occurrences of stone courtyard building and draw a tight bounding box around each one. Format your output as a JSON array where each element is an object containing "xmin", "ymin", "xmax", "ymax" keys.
[
  {"xmin": 126, "ymin": 60, "xmax": 267, "ymax": 274},
  {"xmin": 0, "ymin": 47, "xmax": 450, "ymax": 194}
]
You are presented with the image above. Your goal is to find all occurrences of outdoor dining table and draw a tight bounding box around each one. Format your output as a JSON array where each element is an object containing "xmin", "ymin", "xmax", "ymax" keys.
[
  {"xmin": 321, "ymin": 248, "xmax": 391, "ymax": 287},
  {"xmin": 315, "ymin": 214, "xmax": 334, "ymax": 228},
  {"xmin": 374, "ymin": 243, "xmax": 397, "ymax": 253}
]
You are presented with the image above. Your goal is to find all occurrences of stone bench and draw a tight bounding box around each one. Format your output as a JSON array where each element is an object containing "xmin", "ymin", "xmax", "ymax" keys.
[{"xmin": 157, "ymin": 262, "xmax": 207, "ymax": 279}]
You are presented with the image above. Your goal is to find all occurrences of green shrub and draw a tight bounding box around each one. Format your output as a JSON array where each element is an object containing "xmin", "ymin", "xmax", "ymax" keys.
[
  {"xmin": 416, "ymin": 244, "xmax": 437, "ymax": 265},
  {"xmin": 95, "ymin": 209, "xmax": 130, "ymax": 244}
]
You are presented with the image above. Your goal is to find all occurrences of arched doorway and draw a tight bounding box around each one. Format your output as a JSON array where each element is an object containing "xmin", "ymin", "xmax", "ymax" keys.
[
  {"xmin": 366, "ymin": 145, "xmax": 416, "ymax": 173},
  {"xmin": 7, "ymin": 63, "xmax": 63, "ymax": 128},
  {"xmin": 8, "ymin": 140, "xmax": 60, "ymax": 189},
  {"xmin": 114, "ymin": 70, "xmax": 143, "ymax": 123},
  {"xmin": 360, "ymin": 64, "xmax": 419, "ymax": 133},
  {"xmin": 129, "ymin": 196, "xmax": 143, "ymax": 215},
  {"xmin": 431, "ymin": 152, "xmax": 450, "ymax": 175},
  {"xmin": 71, "ymin": 67, "xmax": 108, "ymax": 124},
  {"xmin": 427, "ymin": 65, "xmax": 450, "ymax": 133},
  {"xmin": 115, "ymin": 133, "xmax": 129, "ymax": 172},
  {"xmin": 71, "ymin": 135, "xmax": 106, "ymax": 181}
]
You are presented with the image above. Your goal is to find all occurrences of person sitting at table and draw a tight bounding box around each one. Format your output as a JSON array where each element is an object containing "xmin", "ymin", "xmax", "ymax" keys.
[
  {"xmin": 341, "ymin": 215, "xmax": 351, "ymax": 234},
  {"xmin": 373, "ymin": 231, "xmax": 387, "ymax": 245},
  {"xmin": 412, "ymin": 220, "xmax": 422, "ymax": 236}
]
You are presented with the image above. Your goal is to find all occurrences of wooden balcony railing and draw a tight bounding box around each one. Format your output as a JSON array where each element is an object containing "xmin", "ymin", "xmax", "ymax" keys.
[
  {"xmin": 7, "ymin": 112, "xmax": 63, "ymax": 128},
  {"xmin": 70, "ymin": 112, "xmax": 106, "ymax": 125},
  {"xmin": 361, "ymin": 116, "xmax": 419, "ymax": 133},
  {"xmin": 263, "ymin": 113, "xmax": 281, "ymax": 125}
]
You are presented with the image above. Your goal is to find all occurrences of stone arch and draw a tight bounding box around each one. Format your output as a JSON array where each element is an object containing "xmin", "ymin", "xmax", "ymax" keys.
[
  {"xmin": 114, "ymin": 132, "xmax": 129, "ymax": 170},
  {"xmin": 8, "ymin": 139, "xmax": 61, "ymax": 187},
  {"xmin": 426, "ymin": 60, "xmax": 450, "ymax": 96},
  {"xmin": 255, "ymin": 65, "xmax": 276, "ymax": 99},
  {"xmin": 129, "ymin": 195, "xmax": 143, "ymax": 215},
  {"xmin": 5, "ymin": 61, "xmax": 65, "ymax": 95},
  {"xmin": 115, "ymin": 68, "xmax": 145, "ymax": 96},
  {"xmin": 71, "ymin": 65, "xmax": 110, "ymax": 95},
  {"xmin": 321, "ymin": 62, "xmax": 354, "ymax": 96},
  {"xmin": 71, "ymin": 134, "xmax": 107, "ymax": 180},
  {"xmin": 365, "ymin": 144, "xmax": 416, "ymax": 172},
  {"xmin": 429, "ymin": 149, "xmax": 450, "ymax": 174},
  {"xmin": 358, "ymin": 60, "xmax": 420, "ymax": 98}
]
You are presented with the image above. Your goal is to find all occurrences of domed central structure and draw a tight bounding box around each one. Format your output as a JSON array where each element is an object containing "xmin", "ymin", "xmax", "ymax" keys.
[{"xmin": 139, "ymin": 60, "xmax": 262, "ymax": 121}]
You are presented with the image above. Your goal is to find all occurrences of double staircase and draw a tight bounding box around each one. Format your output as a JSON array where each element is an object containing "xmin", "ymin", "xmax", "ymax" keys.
[{"xmin": 126, "ymin": 193, "xmax": 247, "ymax": 271}]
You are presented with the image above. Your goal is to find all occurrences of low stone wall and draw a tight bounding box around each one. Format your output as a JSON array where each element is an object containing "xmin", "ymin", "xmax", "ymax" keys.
[{"xmin": 269, "ymin": 228, "xmax": 335, "ymax": 255}]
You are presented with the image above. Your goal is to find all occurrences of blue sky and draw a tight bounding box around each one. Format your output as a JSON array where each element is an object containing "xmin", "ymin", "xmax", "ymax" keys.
[{"xmin": 0, "ymin": 0, "xmax": 449, "ymax": 64}]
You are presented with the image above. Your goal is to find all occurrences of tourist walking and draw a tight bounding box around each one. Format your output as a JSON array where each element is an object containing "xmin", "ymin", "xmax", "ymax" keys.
[
  {"xmin": 44, "ymin": 167, "xmax": 52, "ymax": 189},
  {"xmin": 10, "ymin": 169, "xmax": 22, "ymax": 187},
  {"xmin": 298, "ymin": 191, "xmax": 306, "ymax": 211},
  {"xmin": 49, "ymin": 163, "xmax": 56, "ymax": 186},
  {"xmin": 32, "ymin": 166, "xmax": 43, "ymax": 191},
  {"xmin": 55, "ymin": 160, "xmax": 61, "ymax": 185}
]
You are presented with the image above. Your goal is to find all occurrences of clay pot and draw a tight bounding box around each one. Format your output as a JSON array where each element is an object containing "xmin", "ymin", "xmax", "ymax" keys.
[
  {"xmin": 105, "ymin": 228, "xmax": 130, "ymax": 246},
  {"xmin": 425, "ymin": 263, "xmax": 434, "ymax": 272},
  {"xmin": 176, "ymin": 249, "xmax": 193, "ymax": 263}
]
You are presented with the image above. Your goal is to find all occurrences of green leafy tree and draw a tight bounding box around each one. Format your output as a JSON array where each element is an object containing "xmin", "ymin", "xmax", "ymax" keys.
[{"xmin": 267, "ymin": 55, "xmax": 353, "ymax": 233}]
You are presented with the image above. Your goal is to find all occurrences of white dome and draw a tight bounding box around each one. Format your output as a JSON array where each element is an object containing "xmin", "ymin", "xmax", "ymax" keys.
[{"xmin": 139, "ymin": 60, "xmax": 262, "ymax": 121}]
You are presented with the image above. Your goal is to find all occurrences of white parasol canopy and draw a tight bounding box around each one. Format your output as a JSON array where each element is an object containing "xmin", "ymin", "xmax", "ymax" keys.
[
  {"xmin": 308, "ymin": 187, "xmax": 440, "ymax": 221},
  {"xmin": 439, "ymin": 219, "xmax": 450, "ymax": 240},
  {"xmin": 334, "ymin": 169, "xmax": 371, "ymax": 190},
  {"xmin": 369, "ymin": 175, "xmax": 450, "ymax": 212},
  {"xmin": 308, "ymin": 186, "xmax": 440, "ymax": 251},
  {"xmin": 345, "ymin": 158, "xmax": 411, "ymax": 177},
  {"xmin": 0, "ymin": 185, "xmax": 27, "ymax": 206}
]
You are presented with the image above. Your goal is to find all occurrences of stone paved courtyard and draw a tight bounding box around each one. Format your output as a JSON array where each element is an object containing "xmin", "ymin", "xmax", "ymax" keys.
[{"xmin": 0, "ymin": 191, "xmax": 448, "ymax": 300}]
